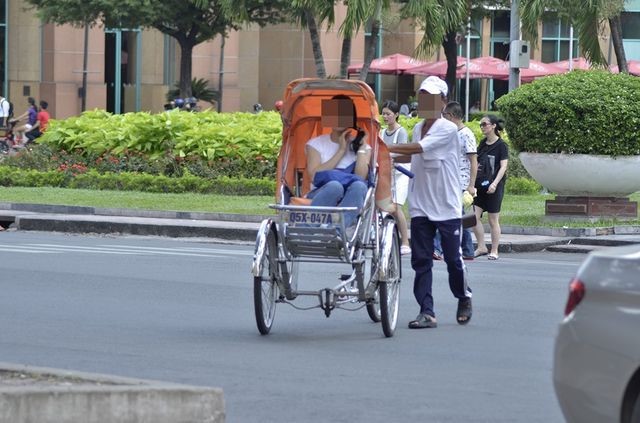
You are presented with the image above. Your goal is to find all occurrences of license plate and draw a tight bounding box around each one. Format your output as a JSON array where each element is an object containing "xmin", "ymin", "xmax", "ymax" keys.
[{"xmin": 284, "ymin": 211, "xmax": 340, "ymax": 226}]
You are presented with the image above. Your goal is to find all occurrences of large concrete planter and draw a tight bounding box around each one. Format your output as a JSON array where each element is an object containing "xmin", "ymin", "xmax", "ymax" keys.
[{"xmin": 519, "ymin": 153, "xmax": 640, "ymax": 219}]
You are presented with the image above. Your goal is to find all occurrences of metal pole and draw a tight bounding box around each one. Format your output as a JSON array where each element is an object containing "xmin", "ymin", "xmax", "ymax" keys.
[
  {"xmin": 375, "ymin": 7, "xmax": 382, "ymax": 103},
  {"xmin": 217, "ymin": 36, "xmax": 225, "ymax": 113},
  {"xmin": 135, "ymin": 31, "xmax": 141, "ymax": 111},
  {"xmin": 568, "ymin": 25, "xmax": 574, "ymax": 71},
  {"xmin": 465, "ymin": 15, "xmax": 471, "ymax": 122},
  {"xmin": 81, "ymin": 24, "xmax": 89, "ymax": 112},
  {"xmin": 114, "ymin": 30, "xmax": 122, "ymax": 114},
  {"xmin": 509, "ymin": 0, "xmax": 520, "ymax": 92}
]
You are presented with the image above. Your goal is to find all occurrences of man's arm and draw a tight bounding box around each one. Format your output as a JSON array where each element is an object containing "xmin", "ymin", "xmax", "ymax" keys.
[
  {"xmin": 387, "ymin": 143, "xmax": 423, "ymax": 155},
  {"xmin": 467, "ymin": 153, "xmax": 478, "ymax": 195}
]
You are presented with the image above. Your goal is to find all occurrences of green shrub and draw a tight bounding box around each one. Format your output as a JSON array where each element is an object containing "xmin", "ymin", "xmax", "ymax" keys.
[
  {"xmin": 506, "ymin": 177, "xmax": 542, "ymax": 195},
  {"xmin": 0, "ymin": 166, "xmax": 275, "ymax": 196},
  {"xmin": 496, "ymin": 70, "xmax": 640, "ymax": 155},
  {"xmin": 39, "ymin": 109, "xmax": 283, "ymax": 166}
]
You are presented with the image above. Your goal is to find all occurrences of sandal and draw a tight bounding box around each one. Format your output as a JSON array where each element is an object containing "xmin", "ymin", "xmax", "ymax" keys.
[
  {"xmin": 487, "ymin": 253, "xmax": 499, "ymax": 260},
  {"xmin": 474, "ymin": 249, "xmax": 488, "ymax": 258},
  {"xmin": 457, "ymin": 298, "xmax": 472, "ymax": 325},
  {"xmin": 408, "ymin": 313, "xmax": 438, "ymax": 329}
]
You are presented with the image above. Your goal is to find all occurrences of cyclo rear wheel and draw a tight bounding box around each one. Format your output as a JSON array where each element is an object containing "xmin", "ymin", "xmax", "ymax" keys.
[
  {"xmin": 379, "ymin": 220, "xmax": 401, "ymax": 337},
  {"xmin": 254, "ymin": 226, "xmax": 279, "ymax": 335}
]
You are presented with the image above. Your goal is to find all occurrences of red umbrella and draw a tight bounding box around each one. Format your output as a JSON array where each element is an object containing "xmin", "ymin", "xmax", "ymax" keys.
[
  {"xmin": 404, "ymin": 56, "xmax": 467, "ymax": 77},
  {"xmin": 611, "ymin": 60, "xmax": 640, "ymax": 76},
  {"xmin": 464, "ymin": 56, "xmax": 508, "ymax": 79},
  {"xmin": 348, "ymin": 53, "xmax": 428, "ymax": 75},
  {"xmin": 552, "ymin": 57, "xmax": 591, "ymax": 71},
  {"xmin": 492, "ymin": 59, "xmax": 564, "ymax": 82}
]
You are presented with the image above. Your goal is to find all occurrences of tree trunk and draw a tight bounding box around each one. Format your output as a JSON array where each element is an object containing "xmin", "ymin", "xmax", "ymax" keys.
[
  {"xmin": 609, "ymin": 15, "xmax": 628, "ymax": 73},
  {"xmin": 339, "ymin": 37, "xmax": 352, "ymax": 79},
  {"xmin": 442, "ymin": 30, "xmax": 458, "ymax": 100},
  {"xmin": 178, "ymin": 41, "xmax": 194, "ymax": 98},
  {"xmin": 305, "ymin": 10, "xmax": 326, "ymax": 78},
  {"xmin": 359, "ymin": 1, "xmax": 382, "ymax": 82}
]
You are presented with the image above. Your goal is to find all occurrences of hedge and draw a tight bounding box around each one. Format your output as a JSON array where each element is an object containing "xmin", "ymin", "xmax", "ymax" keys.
[
  {"xmin": 0, "ymin": 167, "xmax": 275, "ymax": 196},
  {"xmin": 496, "ymin": 70, "xmax": 640, "ymax": 155}
]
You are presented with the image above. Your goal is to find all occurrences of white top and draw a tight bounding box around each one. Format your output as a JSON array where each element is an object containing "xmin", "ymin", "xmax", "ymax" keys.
[
  {"xmin": 306, "ymin": 133, "xmax": 358, "ymax": 169},
  {"xmin": 0, "ymin": 98, "xmax": 9, "ymax": 118},
  {"xmin": 409, "ymin": 118, "xmax": 462, "ymax": 221},
  {"xmin": 458, "ymin": 126, "xmax": 477, "ymax": 190}
]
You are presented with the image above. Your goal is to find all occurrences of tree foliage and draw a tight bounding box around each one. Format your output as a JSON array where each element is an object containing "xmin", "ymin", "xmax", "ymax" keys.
[
  {"xmin": 26, "ymin": 0, "xmax": 289, "ymax": 98},
  {"xmin": 521, "ymin": 0, "xmax": 627, "ymax": 68}
]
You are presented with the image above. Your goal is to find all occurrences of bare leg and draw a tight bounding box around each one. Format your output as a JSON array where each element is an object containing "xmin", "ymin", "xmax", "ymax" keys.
[
  {"xmin": 393, "ymin": 204, "xmax": 410, "ymax": 248},
  {"xmin": 488, "ymin": 212, "xmax": 501, "ymax": 256},
  {"xmin": 472, "ymin": 206, "xmax": 488, "ymax": 255}
]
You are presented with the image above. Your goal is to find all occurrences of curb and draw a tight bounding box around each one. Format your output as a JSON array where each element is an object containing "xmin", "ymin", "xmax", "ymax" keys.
[
  {"xmin": 0, "ymin": 362, "xmax": 225, "ymax": 423},
  {"xmin": 13, "ymin": 214, "xmax": 260, "ymax": 242}
]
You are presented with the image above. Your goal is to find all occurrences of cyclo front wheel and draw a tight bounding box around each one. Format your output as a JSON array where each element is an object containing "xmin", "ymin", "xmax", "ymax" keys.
[
  {"xmin": 366, "ymin": 212, "xmax": 382, "ymax": 322},
  {"xmin": 379, "ymin": 219, "xmax": 401, "ymax": 337},
  {"xmin": 253, "ymin": 225, "xmax": 279, "ymax": 335}
]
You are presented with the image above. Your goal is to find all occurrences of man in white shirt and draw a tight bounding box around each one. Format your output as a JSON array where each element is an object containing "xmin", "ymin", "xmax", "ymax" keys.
[{"xmin": 387, "ymin": 76, "xmax": 472, "ymax": 329}]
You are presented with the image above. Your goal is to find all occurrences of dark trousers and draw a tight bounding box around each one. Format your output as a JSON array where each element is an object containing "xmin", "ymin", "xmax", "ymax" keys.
[{"xmin": 410, "ymin": 216, "xmax": 471, "ymax": 318}]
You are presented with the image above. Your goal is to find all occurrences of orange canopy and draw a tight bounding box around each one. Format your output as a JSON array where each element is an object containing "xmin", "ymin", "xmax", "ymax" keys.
[{"xmin": 276, "ymin": 78, "xmax": 394, "ymax": 213}]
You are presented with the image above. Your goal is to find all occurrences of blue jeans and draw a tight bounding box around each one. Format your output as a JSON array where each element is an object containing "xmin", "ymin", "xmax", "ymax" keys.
[
  {"xmin": 307, "ymin": 180, "xmax": 367, "ymax": 227},
  {"xmin": 434, "ymin": 227, "xmax": 474, "ymax": 257},
  {"xmin": 411, "ymin": 216, "xmax": 471, "ymax": 318}
]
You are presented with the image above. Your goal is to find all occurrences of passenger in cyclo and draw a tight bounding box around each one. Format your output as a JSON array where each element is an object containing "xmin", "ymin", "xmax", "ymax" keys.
[{"xmin": 304, "ymin": 95, "xmax": 372, "ymax": 229}]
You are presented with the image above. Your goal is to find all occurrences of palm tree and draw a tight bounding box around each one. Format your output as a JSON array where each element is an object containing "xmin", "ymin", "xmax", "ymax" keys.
[
  {"xmin": 520, "ymin": 0, "xmax": 628, "ymax": 72},
  {"xmin": 290, "ymin": 0, "xmax": 336, "ymax": 78},
  {"xmin": 400, "ymin": 0, "xmax": 468, "ymax": 97},
  {"xmin": 340, "ymin": 0, "xmax": 393, "ymax": 81}
]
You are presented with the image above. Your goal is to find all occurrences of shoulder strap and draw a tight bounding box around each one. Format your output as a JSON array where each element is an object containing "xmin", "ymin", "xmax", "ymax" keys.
[
  {"xmin": 479, "ymin": 140, "xmax": 500, "ymax": 157},
  {"xmin": 391, "ymin": 128, "xmax": 400, "ymax": 144}
]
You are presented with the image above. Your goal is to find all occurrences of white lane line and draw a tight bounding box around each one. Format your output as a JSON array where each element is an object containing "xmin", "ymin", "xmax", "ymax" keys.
[
  {"xmin": 24, "ymin": 244, "xmax": 223, "ymax": 258},
  {"xmin": 0, "ymin": 246, "xmax": 58, "ymax": 254},
  {"xmin": 99, "ymin": 245, "xmax": 253, "ymax": 256}
]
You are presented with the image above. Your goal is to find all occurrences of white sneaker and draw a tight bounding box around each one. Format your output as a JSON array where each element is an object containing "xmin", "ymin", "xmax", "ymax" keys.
[{"xmin": 400, "ymin": 245, "xmax": 411, "ymax": 255}]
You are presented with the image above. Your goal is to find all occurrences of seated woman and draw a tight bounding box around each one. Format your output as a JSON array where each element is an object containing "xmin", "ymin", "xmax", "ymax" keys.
[{"xmin": 305, "ymin": 96, "xmax": 371, "ymax": 228}]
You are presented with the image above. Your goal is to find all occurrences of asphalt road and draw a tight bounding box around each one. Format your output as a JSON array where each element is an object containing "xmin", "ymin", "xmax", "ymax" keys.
[{"xmin": 0, "ymin": 231, "xmax": 582, "ymax": 422}]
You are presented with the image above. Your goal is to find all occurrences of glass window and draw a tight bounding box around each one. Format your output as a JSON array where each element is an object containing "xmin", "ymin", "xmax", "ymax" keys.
[
  {"xmin": 469, "ymin": 16, "xmax": 483, "ymax": 38},
  {"xmin": 492, "ymin": 11, "xmax": 510, "ymax": 39},
  {"xmin": 542, "ymin": 40, "xmax": 558, "ymax": 62},
  {"xmin": 621, "ymin": 12, "xmax": 640, "ymax": 39},
  {"xmin": 542, "ymin": 12, "xmax": 559, "ymax": 38},
  {"xmin": 559, "ymin": 41, "xmax": 570, "ymax": 60},
  {"xmin": 492, "ymin": 41, "xmax": 509, "ymax": 61}
]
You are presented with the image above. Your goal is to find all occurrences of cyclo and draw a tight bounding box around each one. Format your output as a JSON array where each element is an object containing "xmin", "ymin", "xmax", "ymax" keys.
[{"xmin": 251, "ymin": 78, "xmax": 402, "ymax": 337}]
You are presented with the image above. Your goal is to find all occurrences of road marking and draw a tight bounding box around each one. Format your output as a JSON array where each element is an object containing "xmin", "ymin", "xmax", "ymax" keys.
[
  {"xmin": 0, "ymin": 246, "xmax": 57, "ymax": 254},
  {"xmin": 99, "ymin": 245, "xmax": 254, "ymax": 256},
  {"xmin": 0, "ymin": 243, "xmax": 240, "ymax": 258}
]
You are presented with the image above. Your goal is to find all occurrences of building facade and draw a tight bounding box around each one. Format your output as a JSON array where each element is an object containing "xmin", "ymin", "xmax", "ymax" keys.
[{"xmin": 1, "ymin": 0, "xmax": 639, "ymax": 120}]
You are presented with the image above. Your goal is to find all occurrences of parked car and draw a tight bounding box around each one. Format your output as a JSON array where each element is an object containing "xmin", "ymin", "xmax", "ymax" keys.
[{"xmin": 553, "ymin": 245, "xmax": 640, "ymax": 423}]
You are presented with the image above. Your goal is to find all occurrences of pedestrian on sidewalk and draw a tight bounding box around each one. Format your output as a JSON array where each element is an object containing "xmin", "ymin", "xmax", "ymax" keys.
[
  {"xmin": 387, "ymin": 76, "xmax": 472, "ymax": 329},
  {"xmin": 472, "ymin": 114, "xmax": 509, "ymax": 261},
  {"xmin": 380, "ymin": 100, "xmax": 411, "ymax": 255}
]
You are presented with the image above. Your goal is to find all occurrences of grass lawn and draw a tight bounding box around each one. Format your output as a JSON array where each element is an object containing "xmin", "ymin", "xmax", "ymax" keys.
[{"xmin": 1, "ymin": 186, "xmax": 639, "ymax": 228}]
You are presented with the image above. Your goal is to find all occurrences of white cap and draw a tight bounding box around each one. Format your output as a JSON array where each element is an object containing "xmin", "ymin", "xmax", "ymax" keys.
[{"xmin": 419, "ymin": 76, "xmax": 448, "ymax": 97}]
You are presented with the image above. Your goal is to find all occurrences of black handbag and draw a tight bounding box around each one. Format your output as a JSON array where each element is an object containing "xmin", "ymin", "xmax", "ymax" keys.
[{"xmin": 462, "ymin": 212, "xmax": 477, "ymax": 229}]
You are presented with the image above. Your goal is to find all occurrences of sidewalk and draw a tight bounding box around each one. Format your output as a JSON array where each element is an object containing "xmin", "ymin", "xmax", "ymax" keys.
[{"xmin": 1, "ymin": 202, "xmax": 640, "ymax": 253}]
